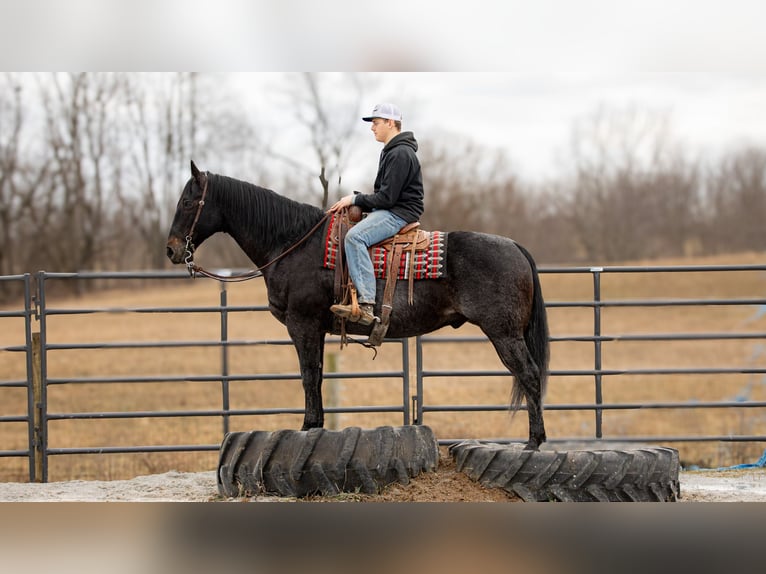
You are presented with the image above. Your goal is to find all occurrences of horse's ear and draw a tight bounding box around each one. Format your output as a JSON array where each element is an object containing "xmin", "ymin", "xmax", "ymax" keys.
[{"xmin": 191, "ymin": 160, "xmax": 201, "ymax": 179}]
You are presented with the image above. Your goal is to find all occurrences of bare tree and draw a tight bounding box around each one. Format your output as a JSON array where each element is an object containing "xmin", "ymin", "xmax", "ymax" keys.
[
  {"xmin": 31, "ymin": 73, "xmax": 128, "ymax": 277},
  {"xmin": 278, "ymin": 73, "xmax": 366, "ymax": 208},
  {"xmin": 0, "ymin": 74, "xmax": 55, "ymax": 292},
  {"xmin": 641, "ymin": 154, "xmax": 702, "ymax": 258},
  {"xmin": 0, "ymin": 74, "xmax": 25, "ymax": 282},
  {"xmin": 704, "ymin": 146, "xmax": 766, "ymax": 254},
  {"xmin": 112, "ymin": 73, "xmax": 264, "ymax": 270},
  {"xmin": 563, "ymin": 104, "xmax": 702, "ymax": 261},
  {"xmin": 118, "ymin": 73, "xmax": 195, "ymax": 269},
  {"xmin": 5, "ymin": 74, "xmax": 766, "ymax": 289},
  {"xmin": 521, "ymin": 182, "xmax": 576, "ymax": 263},
  {"xmin": 418, "ymin": 137, "xmax": 533, "ymax": 240}
]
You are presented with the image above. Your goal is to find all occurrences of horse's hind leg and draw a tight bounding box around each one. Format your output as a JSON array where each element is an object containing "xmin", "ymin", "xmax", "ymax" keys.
[{"xmin": 486, "ymin": 333, "xmax": 547, "ymax": 450}]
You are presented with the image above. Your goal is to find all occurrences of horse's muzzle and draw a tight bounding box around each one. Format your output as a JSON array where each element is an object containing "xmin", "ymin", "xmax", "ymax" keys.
[{"xmin": 166, "ymin": 237, "xmax": 185, "ymax": 264}]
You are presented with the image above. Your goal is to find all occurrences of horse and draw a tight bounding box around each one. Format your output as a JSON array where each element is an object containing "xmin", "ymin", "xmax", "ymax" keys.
[{"xmin": 166, "ymin": 161, "xmax": 550, "ymax": 449}]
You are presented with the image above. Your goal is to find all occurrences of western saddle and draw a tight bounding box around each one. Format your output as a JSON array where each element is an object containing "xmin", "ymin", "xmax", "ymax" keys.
[{"xmin": 331, "ymin": 206, "xmax": 430, "ymax": 347}]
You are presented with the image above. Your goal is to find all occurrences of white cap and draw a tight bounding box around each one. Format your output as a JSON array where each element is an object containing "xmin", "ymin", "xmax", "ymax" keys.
[{"xmin": 362, "ymin": 103, "xmax": 402, "ymax": 122}]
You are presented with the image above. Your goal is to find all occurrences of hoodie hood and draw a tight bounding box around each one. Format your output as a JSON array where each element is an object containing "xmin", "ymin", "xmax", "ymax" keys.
[{"xmin": 384, "ymin": 131, "xmax": 418, "ymax": 153}]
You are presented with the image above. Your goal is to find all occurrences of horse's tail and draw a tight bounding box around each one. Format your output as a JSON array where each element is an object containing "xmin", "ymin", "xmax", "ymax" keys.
[{"xmin": 512, "ymin": 242, "xmax": 550, "ymax": 410}]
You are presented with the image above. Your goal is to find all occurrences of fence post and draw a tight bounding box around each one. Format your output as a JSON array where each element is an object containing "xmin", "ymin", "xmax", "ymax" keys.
[
  {"xmin": 23, "ymin": 273, "xmax": 36, "ymax": 482},
  {"xmin": 31, "ymin": 332, "xmax": 44, "ymax": 482},
  {"xmin": 592, "ymin": 268, "xmax": 604, "ymax": 439},
  {"xmin": 414, "ymin": 336, "xmax": 424, "ymax": 425},
  {"xmin": 220, "ymin": 283, "xmax": 231, "ymax": 436},
  {"xmin": 401, "ymin": 338, "xmax": 411, "ymax": 426}
]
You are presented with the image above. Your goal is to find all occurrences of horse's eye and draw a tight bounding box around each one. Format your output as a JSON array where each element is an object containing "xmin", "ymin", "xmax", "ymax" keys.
[{"xmin": 183, "ymin": 199, "xmax": 196, "ymax": 210}]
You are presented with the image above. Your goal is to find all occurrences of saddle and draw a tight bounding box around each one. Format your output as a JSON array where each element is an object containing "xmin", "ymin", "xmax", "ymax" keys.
[{"xmin": 329, "ymin": 208, "xmax": 436, "ymax": 347}]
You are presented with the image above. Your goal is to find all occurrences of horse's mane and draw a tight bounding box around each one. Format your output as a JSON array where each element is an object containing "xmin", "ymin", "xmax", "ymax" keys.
[{"xmin": 210, "ymin": 173, "xmax": 325, "ymax": 245}]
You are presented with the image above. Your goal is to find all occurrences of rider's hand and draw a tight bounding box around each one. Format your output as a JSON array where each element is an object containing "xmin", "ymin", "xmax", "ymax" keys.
[{"xmin": 328, "ymin": 194, "xmax": 355, "ymax": 213}]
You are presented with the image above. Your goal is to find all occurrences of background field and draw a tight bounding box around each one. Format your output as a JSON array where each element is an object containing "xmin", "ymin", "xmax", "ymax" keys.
[{"xmin": 1, "ymin": 251, "xmax": 765, "ymax": 482}]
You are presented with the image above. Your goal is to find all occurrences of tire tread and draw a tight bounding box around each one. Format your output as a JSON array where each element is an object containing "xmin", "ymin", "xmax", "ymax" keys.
[{"xmin": 450, "ymin": 441, "xmax": 680, "ymax": 502}]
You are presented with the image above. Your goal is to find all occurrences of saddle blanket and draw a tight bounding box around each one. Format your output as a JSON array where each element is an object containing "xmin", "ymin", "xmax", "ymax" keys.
[{"xmin": 323, "ymin": 218, "xmax": 447, "ymax": 280}]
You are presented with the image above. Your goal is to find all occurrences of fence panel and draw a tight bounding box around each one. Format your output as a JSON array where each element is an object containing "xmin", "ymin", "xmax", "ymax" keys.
[
  {"xmin": 12, "ymin": 271, "xmax": 411, "ymax": 482},
  {"xmin": 0, "ymin": 274, "xmax": 35, "ymax": 481},
  {"xmin": 1, "ymin": 265, "xmax": 766, "ymax": 482},
  {"xmin": 416, "ymin": 264, "xmax": 766, "ymax": 467}
]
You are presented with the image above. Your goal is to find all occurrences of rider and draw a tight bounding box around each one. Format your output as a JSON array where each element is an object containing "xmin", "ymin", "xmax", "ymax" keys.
[{"xmin": 328, "ymin": 103, "xmax": 424, "ymax": 325}]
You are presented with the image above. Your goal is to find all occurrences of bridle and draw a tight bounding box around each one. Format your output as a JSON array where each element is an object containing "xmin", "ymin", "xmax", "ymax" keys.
[
  {"xmin": 182, "ymin": 172, "xmax": 330, "ymax": 282},
  {"xmin": 183, "ymin": 173, "xmax": 210, "ymax": 274}
]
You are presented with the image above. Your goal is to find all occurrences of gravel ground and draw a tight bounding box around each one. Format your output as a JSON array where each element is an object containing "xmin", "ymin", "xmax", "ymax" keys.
[
  {"xmin": 0, "ymin": 466, "xmax": 764, "ymax": 502},
  {"xmin": 677, "ymin": 468, "xmax": 766, "ymax": 502}
]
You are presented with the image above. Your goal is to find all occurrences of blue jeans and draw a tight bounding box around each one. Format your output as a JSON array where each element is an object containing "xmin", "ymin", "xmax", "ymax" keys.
[{"xmin": 344, "ymin": 209, "xmax": 407, "ymax": 304}]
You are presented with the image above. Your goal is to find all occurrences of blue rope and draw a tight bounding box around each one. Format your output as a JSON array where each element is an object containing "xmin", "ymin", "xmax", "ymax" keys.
[{"xmin": 714, "ymin": 449, "xmax": 766, "ymax": 471}]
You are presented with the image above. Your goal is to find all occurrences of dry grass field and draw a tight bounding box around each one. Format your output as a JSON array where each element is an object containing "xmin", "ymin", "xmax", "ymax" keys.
[{"xmin": 1, "ymin": 251, "xmax": 765, "ymax": 482}]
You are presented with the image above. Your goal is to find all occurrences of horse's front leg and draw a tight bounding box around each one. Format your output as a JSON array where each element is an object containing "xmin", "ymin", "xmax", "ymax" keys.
[{"xmin": 288, "ymin": 321, "xmax": 327, "ymax": 430}]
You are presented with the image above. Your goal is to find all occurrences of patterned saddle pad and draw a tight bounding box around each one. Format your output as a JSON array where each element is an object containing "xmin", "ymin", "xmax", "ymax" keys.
[{"xmin": 322, "ymin": 214, "xmax": 447, "ymax": 280}]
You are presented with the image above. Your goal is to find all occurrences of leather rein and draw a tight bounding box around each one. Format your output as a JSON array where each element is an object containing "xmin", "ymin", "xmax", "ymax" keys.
[{"xmin": 183, "ymin": 173, "xmax": 330, "ymax": 282}]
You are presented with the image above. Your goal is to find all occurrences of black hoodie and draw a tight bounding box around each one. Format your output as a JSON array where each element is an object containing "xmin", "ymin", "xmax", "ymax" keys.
[{"xmin": 353, "ymin": 131, "xmax": 424, "ymax": 223}]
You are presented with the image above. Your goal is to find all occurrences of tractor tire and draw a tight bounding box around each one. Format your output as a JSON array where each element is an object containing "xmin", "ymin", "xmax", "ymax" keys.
[
  {"xmin": 450, "ymin": 440, "xmax": 680, "ymax": 502},
  {"xmin": 217, "ymin": 425, "xmax": 439, "ymax": 498}
]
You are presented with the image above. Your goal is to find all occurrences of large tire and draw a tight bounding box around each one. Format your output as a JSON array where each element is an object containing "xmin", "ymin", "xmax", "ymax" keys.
[
  {"xmin": 218, "ymin": 425, "xmax": 439, "ymax": 498},
  {"xmin": 450, "ymin": 441, "xmax": 680, "ymax": 502}
]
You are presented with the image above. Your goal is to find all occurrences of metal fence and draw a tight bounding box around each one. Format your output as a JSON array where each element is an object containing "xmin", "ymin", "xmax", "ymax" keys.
[
  {"xmin": 1, "ymin": 265, "xmax": 766, "ymax": 482},
  {"xmin": 417, "ymin": 264, "xmax": 766, "ymax": 446}
]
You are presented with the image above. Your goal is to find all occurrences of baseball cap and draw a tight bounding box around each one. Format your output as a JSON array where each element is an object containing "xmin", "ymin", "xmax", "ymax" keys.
[{"xmin": 362, "ymin": 103, "xmax": 402, "ymax": 122}]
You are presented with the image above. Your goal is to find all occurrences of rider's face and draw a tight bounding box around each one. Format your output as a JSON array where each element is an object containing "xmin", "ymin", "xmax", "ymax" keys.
[{"xmin": 370, "ymin": 118, "xmax": 396, "ymax": 144}]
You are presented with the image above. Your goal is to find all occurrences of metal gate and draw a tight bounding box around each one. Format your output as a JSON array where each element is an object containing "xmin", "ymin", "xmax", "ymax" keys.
[{"xmin": 1, "ymin": 265, "xmax": 765, "ymax": 482}]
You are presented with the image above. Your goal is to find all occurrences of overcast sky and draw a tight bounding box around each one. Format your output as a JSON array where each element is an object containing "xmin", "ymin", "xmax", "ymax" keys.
[
  {"xmin": 230, "ymin": 71, "xmax": 766, "ymax": 185},
  {"xmin": 391, "ymin": 72, "xmax": 766, "ymax": 180},
  {"xmin": 4, "ymin": 1, "xmax": 766, "ymax": 183}
]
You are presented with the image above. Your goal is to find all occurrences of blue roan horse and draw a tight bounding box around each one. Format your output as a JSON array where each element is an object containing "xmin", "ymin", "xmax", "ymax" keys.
[{"xmin": 167, "ymin": 162, "xmax": 550, "ymax": 449}]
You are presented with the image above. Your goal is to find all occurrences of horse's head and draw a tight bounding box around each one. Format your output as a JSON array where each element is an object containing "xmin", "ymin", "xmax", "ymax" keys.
[{"xmin": 166, "ymin": 161, "xmax": 220, "ymax": 265}]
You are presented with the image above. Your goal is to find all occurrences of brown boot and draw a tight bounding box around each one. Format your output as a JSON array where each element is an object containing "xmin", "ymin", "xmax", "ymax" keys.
[{"xmin": 330, "ymin": 303, "xmax": 378, "ymax": 326}]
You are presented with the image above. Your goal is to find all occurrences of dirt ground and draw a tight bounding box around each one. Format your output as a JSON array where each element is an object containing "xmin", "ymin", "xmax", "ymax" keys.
[
  {"xmin": 310, "ymin": 449, "xmax": 521, "ymax": 503},
  {"xmin": 0, "ymin": 447, "xmax": 763, "ymax": 502}
]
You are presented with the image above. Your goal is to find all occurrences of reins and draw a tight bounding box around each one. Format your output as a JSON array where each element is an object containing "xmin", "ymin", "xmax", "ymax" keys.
[{"xmin": 183, "ymin": 174, "xmax": 330, "ymax": 282}]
